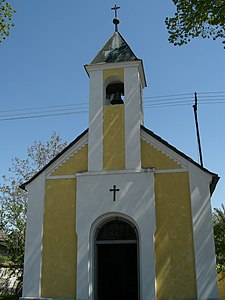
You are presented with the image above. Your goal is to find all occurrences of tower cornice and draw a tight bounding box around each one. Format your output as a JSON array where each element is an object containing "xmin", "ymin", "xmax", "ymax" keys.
[{"xmin": 84, "ymin": 60, "xmax": 147, "ymax": 88}]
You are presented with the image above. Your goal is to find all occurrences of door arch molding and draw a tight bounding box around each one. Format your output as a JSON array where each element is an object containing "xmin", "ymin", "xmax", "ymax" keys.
[{"xmin": 93, "ymin": 215, "xmax": 140, "ymax": 300}]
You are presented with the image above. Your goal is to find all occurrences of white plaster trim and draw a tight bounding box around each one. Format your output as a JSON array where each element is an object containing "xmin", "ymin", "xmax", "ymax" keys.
[
  {"xmin": 124, "ymin": 67, "xmax": 142, "ymax": 170},
  {"xmin": 85, "ymin": 61, "xmax": 141, "ymax": 71},
  {"xmin": 88, "ymin": 69, "xmax": 104, "ymax": 171},
  {"xmin": 79, "ymin": 167, "xmax": 189, "ymax": 175},
  {"xmin": 188, "ymin": 163, "xmax": 219, "ymax": 299},
  {"xmin": 46, "ymin": 175, "xmax": 76, "ymax": 180},
  {"xmin": 141, "ymin": 130, "xmax": 186, "ymax": 168},
  {"xmin": 46, "ymin": 133, "xmax": 88, "ymax": 176},
  {"xmin": 77, "ymin": 168, "xmax": 154, "ymax": 177},
  {"xmin": 154, "ymin": 168, "xmax": 187, "ymax": 174},
  {"xmin": 85, "ymin": 61, "xmax": 146, "ymax": 88},
  {"xmin": 89, "ymin": 213, "xmax": 140, "ymax": 300},
  {"xmin": 76, "ymin": 171, "xmax": 156, "ymax": 300},
  {"xmin": 48, "ymin": 143, "xmax": 87, "ymax": 175},
  {"xmin": 22, "ymin": 172, "xmax": 45, "ymax": 298}
]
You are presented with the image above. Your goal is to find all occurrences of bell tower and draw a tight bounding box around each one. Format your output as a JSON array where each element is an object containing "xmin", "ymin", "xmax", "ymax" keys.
[{"xmin": 85, "ymin": 9, "xmax": 147, "ymax": 172}]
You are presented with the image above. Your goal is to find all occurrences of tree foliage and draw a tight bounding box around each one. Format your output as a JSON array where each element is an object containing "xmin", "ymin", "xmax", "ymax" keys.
[
  {"xmin": 166, "ymin": 0, "xmax": 225, "ymax": 48},
  {"xmin": 213, "ymin": 204, "xmax": 225, "ymax": 272},
  {"xmin": 0, "ymin": 132, "xmax": 67, "ymax": 269},
  {"xmin": 0, "ymin": 0, "xmax": 15, "ymax": 43}
]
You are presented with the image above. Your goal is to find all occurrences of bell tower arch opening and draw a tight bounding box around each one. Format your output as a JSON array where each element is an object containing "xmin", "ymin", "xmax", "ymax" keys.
[
  {"xmin": 95, "ymin": 218, "xmax": 139, "ymax": 300},
  {"xmin": 103, "ymin": 73, "xmax": 125, "ymax": 106},
  {"xmin": 106, "ymin": 81, "xmax": 124, "ymax": 105}
]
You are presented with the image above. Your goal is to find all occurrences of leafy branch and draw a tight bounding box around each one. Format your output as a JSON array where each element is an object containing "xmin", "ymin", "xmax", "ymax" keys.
[
  {"xmin": 166, "ymin": 0, "xmax": 225, "ymax": 48},
  {"xmin": 0, "ymin": 0, "xmax": 15, "ymax": 43}
]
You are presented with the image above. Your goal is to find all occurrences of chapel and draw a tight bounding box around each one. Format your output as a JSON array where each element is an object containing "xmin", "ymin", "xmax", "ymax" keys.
[{"xmin": 21, "ymin": 8, "xmax": 219, "ymax": 300}]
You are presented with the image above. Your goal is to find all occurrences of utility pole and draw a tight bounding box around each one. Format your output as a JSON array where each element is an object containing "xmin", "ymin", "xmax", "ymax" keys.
[{"xmin": 193, "ymin": 92, "xmax": 204, "ymax": 167}]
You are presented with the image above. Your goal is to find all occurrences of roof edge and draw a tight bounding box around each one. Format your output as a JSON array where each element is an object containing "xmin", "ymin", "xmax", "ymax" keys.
[
  {"xmin": 141, "ymin": 125, "xmax": 219, "ymax": 195},
  {"xmin": 90, "ymin": 31, "xmax": 140, "ymax": 65},
  {"xmin": 84, "ymin": 59, "xmax": 147, "ymax": 88},
  {"xmin": 20, "ymin": 128, "xmax": 89, "ymax": 191}
]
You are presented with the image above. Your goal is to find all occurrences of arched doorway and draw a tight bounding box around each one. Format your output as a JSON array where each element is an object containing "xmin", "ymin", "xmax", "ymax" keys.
[{"xmin": 95, "ymin": 218, "xmax": 139, "ymax": 300}]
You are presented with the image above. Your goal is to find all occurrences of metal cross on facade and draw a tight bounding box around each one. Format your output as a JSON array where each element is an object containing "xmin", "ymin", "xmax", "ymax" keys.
[{"xmin": 109, "ymin": 185, "xmax": 120, "ymax": 202}]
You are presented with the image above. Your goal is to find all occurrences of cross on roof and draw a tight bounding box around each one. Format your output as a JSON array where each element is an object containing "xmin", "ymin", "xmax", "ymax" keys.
[
  {"xmin": 111, "ymin": 4, "xmax": 120, "ymax": 32},
  {"xmin": 111, "ymin": 4, "xmax": 120, "ymax": 19}
]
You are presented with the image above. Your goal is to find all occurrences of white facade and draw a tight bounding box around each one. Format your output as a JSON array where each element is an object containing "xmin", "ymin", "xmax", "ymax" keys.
[
  {"xmin": 188, "ymin": 163, "xmax": 218, "ymax": 299},
  {"xmin": 22, "ymin": 173, "xmax": 45, "ymax": 298},
  {"xmin": 124, "ymin": 66, "xmax": 143, "ymax": 170},
  {"xmin": 76, "ymin": 169, "xmax": 156, "ymax": 300},
  {"xmin": 87, "ymin": 68, "xmax": 104, "ymax": 172}
]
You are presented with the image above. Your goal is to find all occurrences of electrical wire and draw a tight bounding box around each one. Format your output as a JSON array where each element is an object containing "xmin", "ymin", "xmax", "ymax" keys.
[
  {"xmin": 0, "ymin": 110, "xmax": 88, "ymax": 121},
  {"xmin": 0, "ymin": 107, "xmax": 88, "ymax": 118},
  {"xmin": 0, "ymin": 103, "xmax": 88, "ymax": 114},
  {"xmin": 0, "ymin": 92, "xmax": 225, "ymax": 121}
]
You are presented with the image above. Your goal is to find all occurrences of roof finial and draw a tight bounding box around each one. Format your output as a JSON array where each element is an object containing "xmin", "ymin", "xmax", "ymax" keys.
[{"xmin": 111, "ymin": 4, "xmax": 120, "ymax": 32}]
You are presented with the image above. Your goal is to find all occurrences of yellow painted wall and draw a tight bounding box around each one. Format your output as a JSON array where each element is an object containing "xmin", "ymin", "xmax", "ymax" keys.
[
  {"xmin": 218, "ymin": 271, "xmax": 225, "ymax": 300},
  {"xmin": 103, "ymin": 68, "xmax": 124, "ymax": 82},
  {"xmin": 103, "ymin": 105, "xmax": 125, "ymax": 170},
  {"xmin": 41, "ymin": 146, "xmax": 88, "ymax": 298},
  {"xmin": 51, "ymin": 144, "xmax": 88, "ymax": 176},
  {"xmin": 141, "ymin": 138, "xmax": 196, "ymax": 299},
  {"xmin": 141, "ymin": 139, "xmax": 182, "ymax": 170},
  {"xmin": 41, "ymin": 179, "xmax": 77, "ymax": 298},
  {"xmin": 154, "ymin": 172, "xmax": 197, "ymax": 300}
]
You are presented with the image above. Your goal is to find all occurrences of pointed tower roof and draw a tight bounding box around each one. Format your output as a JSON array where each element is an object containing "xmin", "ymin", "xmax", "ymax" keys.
[{"xmin": 91, "ymin": 31, "xmax": 140, "ymax": 64}]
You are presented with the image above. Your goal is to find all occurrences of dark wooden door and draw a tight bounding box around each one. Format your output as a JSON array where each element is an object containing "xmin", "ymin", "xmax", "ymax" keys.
[{"xmin": 97, "ymin": 243, "xmax": 138, "ymax": 300}]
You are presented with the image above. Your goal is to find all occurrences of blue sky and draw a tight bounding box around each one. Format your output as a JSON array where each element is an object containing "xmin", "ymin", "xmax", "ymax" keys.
[{"xmin": 1, "ymin": 1, "xmax": 225, "ymax": 209}]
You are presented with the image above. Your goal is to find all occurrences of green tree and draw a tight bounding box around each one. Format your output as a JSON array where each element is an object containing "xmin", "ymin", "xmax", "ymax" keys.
[
  {"xmin": 166, "ymin": 0, "xmax": 225, "ymax": 48},
  {"xmin": 0, "ymin": 0, "xmax": 15, "ymax": 43},
  {"xmin": 0, "ymin": 132, "xmax": 67, "ymax": 271},
  {"xmin": 213, "ymin": 204, "xmax": 225, "ymax": 272}
]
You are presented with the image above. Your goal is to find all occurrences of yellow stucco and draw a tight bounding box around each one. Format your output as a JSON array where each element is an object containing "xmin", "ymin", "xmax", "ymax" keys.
[
  {"xmin": 41, "ymin": 178, "xmax": 77, "ymax": 298},
  {"xmin": 218, "ymin": 271, "xmax": 225, "ymax": 300},
  {"xmin": 141, "ymin": 139, "xmax": 182, "ymax": 170},
  {"xmin": 154, "ymin": 172, "xmax": 197, "ymax": 300},
  {"xmin": 103, "ymin": 68, "xmax": 124, "ymax": 82},
  {"xmin": 51, "ymin": 144, "xmax": 88, "ymax": 176},
  {"xmin": 41, "ymin": 146, "xmax": 88, "ymax": 298},
  {"xmin": 103, "ymin": 104, "xmax": 125, "ymax": 170}
]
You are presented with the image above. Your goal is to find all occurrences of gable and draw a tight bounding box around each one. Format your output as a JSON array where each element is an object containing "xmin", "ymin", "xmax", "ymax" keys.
[
  {"xmin": 140, "ymin": 125, "xmax": 219, "ymax": 194},
  {"xmin": 50, "ymin": 144, "xmax": 88, "ymax": 176},
  {"xmin": 141, "ymin": 139, "xmax": 183, "ymax": 170}
]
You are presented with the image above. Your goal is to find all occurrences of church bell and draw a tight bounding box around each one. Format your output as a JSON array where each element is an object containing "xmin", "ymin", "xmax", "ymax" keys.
[
  {"xmin": 110, "ymin": 91, "xmax": 124, "ymax": 105},
  {"xmin": 106, "ymin": 82, "xmax": 124, "ymax": 105}
]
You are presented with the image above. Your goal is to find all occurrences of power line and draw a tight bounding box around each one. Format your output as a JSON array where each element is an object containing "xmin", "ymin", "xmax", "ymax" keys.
[
  {"xmin": 0, "ymin": 92, "xmax": 225, "ymax": 121},
  {"xmin": 0, "ymin": 107, "xmax": 88, "ymax": 118},
  {"xmin": 145, "ymin": 99, "xmax": 225, "ymax": 108},
  {"xmin": 1, "ymin": 92, "xmax": 225, "ymax": 113},
  {"xmin": 198, "ymin": 91, "xmax": 225, "ymax": 94},
  {"xmin": 0, "ymin": 110, "xmax": 88, "ymax": 121},
  {"xmin": 144, "ymin": 92, "xmax": 193, "ymax": 99},
  {"xmin": 145, "ymin": 98, "xmax": 193, "ymax": 106},
  {"xmin": 0, "ymin": 103, "xmax": 88, "ymax": 114},
  {"xmin": 1, "ymin": 93, "xmax": 225, "ymax": 114}
]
